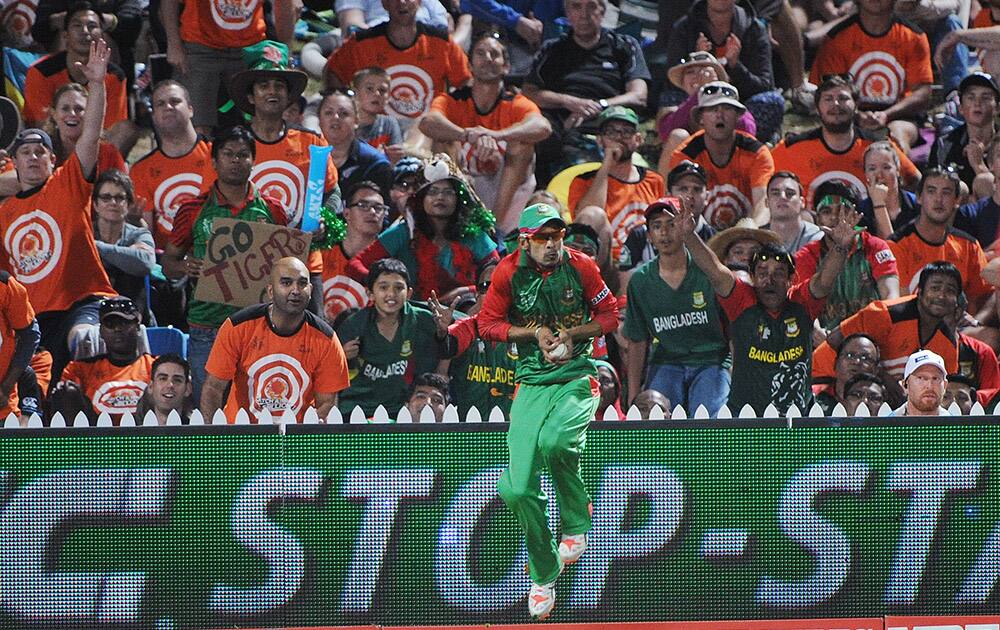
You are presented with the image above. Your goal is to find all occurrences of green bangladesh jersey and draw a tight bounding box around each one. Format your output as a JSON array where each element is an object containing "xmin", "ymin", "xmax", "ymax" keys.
[
  {"xmin": 448, "ymin": 316, "xmax": 518, "ymax": 418},
  {"xmin": 623, "ymin": 252, "xmax": 730, "ymax": 367},
  {"xmin": 719, "ymin": 279, "xmax": 825, "ymax": 414},
  {"xmin": 185, "ymin": 187, "xmax": 282, "ymax": 328},
  {"xmin": 335, "ymin": 302, "xmax": 440, "ymax": 416},
  {"xmin": 477, "ymin": 248, "xmax": 619, "ymax": 386}
]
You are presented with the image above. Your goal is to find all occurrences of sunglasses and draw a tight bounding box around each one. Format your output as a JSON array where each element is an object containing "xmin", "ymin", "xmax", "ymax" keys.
[
  {"xmin": 701, "ymin": 84, "xmax": 737, "ymax": 98},
  {"xmin": 678, "ymin": 52, "xmax": 716, "ymax": 65},
  {"xmin": 529, "ymin": 228, "xmax": 566, "ymax": 244},
  {"xmin": 751, "ymin": 252, "xmax": 794, "ymax": 270}
]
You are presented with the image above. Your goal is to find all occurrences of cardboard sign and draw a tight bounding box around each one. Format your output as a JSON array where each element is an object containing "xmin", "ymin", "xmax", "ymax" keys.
[{"xmin": 194, "ymin": 218, "xmax": 311, "ymax": 308}]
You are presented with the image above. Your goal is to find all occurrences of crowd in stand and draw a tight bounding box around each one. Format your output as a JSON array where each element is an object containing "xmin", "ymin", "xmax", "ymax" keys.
[{"xmin": 2, "ymin": 0, "xmax": 1000, "ymax": 423}]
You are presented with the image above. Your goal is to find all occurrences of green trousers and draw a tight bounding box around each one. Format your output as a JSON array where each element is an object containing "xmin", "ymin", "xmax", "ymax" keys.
[{"xmin": 497, "ymin": 375, "xmax": 599, "ymax": 585}]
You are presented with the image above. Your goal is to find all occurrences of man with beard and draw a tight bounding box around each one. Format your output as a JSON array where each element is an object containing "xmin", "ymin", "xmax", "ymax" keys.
[
  {"xmin": 813, "ymin": 262, "xmax": 966, "ymax": 400},
  {"xmin": 477, "ymin": 203, "xmax": 619, "ymax": 619},
  {"xmin": 421, "ymin": 33, "xmax": 551, "ymax": 235},
  {"xmin": 51, "ymin": 297, "xmax": 154, "ymax": 424},
  {"xmin": 670, "ymin": 82, "xmax": 773, "ymax": 230},
  {"xmin": 771, "ymin": 75, "xmax": 919, "ymax": 209},
  {"xmin": 203, "ymin": 257, "xmax": 350, "ymax": 423},
  {"xmin": 890, "ymin": 350, "xmax": 951, "ymax": 416},
  {"xmin": 929, "ymin": 73, "xmax": 1000, "ymax": 198},
  {"xmin": 810, "ymin": 0, "xmax": 933, "ymax": 154},
  {"xmin": 568, "ymin": 106, "xmax": 664, "ymax": 285},
  {"xmin": 162, "ymin": 126, "xmax": 289, "ymax": 403},
  {"xmin": 888, "ymin": 167, "xmax": 993, "ymax": 307},
  {"xmin": 680, "ymin": 203, "xmax": 857, "ymax": 414}
]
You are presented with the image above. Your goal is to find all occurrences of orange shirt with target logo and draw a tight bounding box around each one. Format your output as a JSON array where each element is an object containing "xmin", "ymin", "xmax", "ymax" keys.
[
  {"xmin": 22, "ymin": 52, "xmax": 129, "ymax": 129},
  {"xmin": 0, "ymin": 272, "xmax": 34, "ymax": 417},
  {"xmin": 321, "ymin": 244, "xmax": 369, "ymax": 322},
  {"xmin": 60, "ymin": 353, "xmax": 155, "ymax": 418},
  {"xmin": 325, "ymin": 23, "xmax": 471, "ymax": 123},
  {"xmin": 0, "ymin": 154, "xmax": 115, "ymax": 314},
  {"xmin": 429, "ymin": 86, "xmax": 540, "ymax": 176},
  {"xmin": 131, "ymin": 139, "xmax": 214, "ymax": 249},
  {"xmin": 178, "ymin": 0, "xmax": 266, "ymax": 50},
  {"xmin": 771, "ymin": 128, "xmax": 919, "ymax": 208},
  {"xmin": 670, "ymin": 130, "xmax": 774, "ymax": 230},
  {"xmin": 567, "ymin": 167, "xmax": 664, "ymax": 260},
  {"xmin": 252, "ymin": 127, "xmax": 338, "ymax": 274},
  {"xmin": 205, "ymin": 304, "xmax": 350, "ymax": 423},
  {"xmin": 809, "ymin": 16, "xmax": 933, "ymax": 110}
]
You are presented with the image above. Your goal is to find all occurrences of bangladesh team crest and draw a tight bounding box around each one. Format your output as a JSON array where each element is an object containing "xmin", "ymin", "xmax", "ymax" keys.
[
  {"xmin": 784, "ymin": 317, "xmax": 800, "ymax": 338},
  {"xmin": 401, "ymin": 340, "xmax": 412, "ymax": 357},
  {"xmin": 692, "ymin": 291, "xmax": 706, "ymax": 309}
]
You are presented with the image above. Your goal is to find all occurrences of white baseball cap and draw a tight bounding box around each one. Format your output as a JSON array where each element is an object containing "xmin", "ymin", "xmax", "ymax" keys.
[{"xmin": 902, "ymin": 350, "xmax": 947, "ymax": 380}]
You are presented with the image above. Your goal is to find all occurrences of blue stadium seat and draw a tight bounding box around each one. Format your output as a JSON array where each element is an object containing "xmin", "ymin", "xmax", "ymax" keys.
[{"xmin": 145, "ymin": 326, "xmax": 189, "ymax": 359}]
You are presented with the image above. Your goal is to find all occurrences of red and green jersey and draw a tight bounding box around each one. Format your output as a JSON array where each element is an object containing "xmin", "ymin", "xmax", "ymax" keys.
[
  {"xmin": 719, "ymin": 279, "xmax": 825, "ymax": 414},
  {"xmin": 170, "ymin": 183, "xmax": 288, "ymax": 328},
  {"xmin": 334, "ymin": 301, "xmax": 440, "ymax": 416},
  {"xmin": 478, "ymin": 248, "xmax": 619, "ymax": 386},
  {"xmin": 448, "ymin": 315, "xmax": 518, "ymax": 418}
]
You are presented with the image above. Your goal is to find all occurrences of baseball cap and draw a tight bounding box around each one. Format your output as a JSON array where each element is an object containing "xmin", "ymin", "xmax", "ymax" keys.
[
  {"xmin": 903, "ymin": 349, "xmax": 947, "ymax": 380},
  {"xmin": 959, "ymin": 72, "xmax": 1000, "ymax": 100},
  {"xmin": 10, "ymin": 128, "xmax": 52, "ymax": 154},
  {"xmin": 597, "ymin": 105, "xmax": 639, "ymax": 129},
  {"xmin": 644, "ymin": 196, "xmax": 682, "ymax": 220},
  {"xmin": 518, "ymin": 203, "xmax": 566, "ymax": 234},
  {"xmin": 691, "ymin": 81, "xmax": 746, "ymax": 122},
  {"xmin": 392, "ymin": 156, "xmax": 423, "ymax": 184},
  {"xmin": 99, "ymin": 296, "xmax": 141, "ymax": 322},
  {"xmin": 668, "ymin": 160, "xmax": 707, "ymax": 188}
]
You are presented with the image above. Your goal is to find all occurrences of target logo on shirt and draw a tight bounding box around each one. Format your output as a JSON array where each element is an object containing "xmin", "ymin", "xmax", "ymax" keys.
[
  {"xmin": 704, "ymin": 184, "xmax": 752, "ymax": 230},
  {"xmin": 247, "ymin": 353, "xmax": 311, "ymax": 415},
  {"xmin": 211, "ymin": 0, "xmax": 258, "ymax": 30},
  {"xmin": 154, "ymin": 172, "xmax": 205, "ymax": 234},
  {"xmin": 251, "ymin": 161, "xmax": 307, "ymax": 226},
  {"xmin": 386, "ymin": 64, "xmax": 435, "ymax": 119},
  {"xmin": 850, "ymin": 51, "xmax": 906, "ymax": 107},
  {"xmin": 4, "ymin": 210, "xmax": 62, "ymax": 283},
  {"xmin": 324, "ymin": 275, "xmax": 368, "ymax": 322},
  {"xmin": 92, "ymin": 380, "xmax": 147, "ymax": 415}
]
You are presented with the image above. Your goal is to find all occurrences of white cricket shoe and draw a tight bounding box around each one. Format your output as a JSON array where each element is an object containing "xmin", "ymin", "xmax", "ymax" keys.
[
  {"xmin": 558, "ymin": 533, "xmax": 587, "ymax": 564},
  {"xmin": 528, "ymin": 581, "xmax": 556, "ymax": 620}
]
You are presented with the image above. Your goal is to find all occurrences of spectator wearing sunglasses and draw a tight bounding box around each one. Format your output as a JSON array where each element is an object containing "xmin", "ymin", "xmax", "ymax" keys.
[
  {"xmin": 389, "ymin": 157, "xmax": 424, "ymax": 224},
  {"xmin": 665, "ymin": 0, "xmax": 785, "ymax": 144},
  {"xmin": 794, "ymin": 181, "xmax": 899, "ymax": 336},
  {"xmin": 670, "ymin": 82, "xmax": 774, "ymax": 231},
  {"xmin": 888, "ymin": 167, "xmax": 993, "ymax": 309},
  {"xmin": 929, "ymin": 73, "xmax": 1000, "ymax": 198},
  {"xmin": 320, "ymin": 182, "xmax": 388, "ymax": 323},
  {"xmin": 810, "ymin": 0, "xmax": 933, "ymax": 154},
  {"xmin": 680, "ymin": 202, "xmax": 858, "ymax": 415},
  {"xmin": 772, "ymin": 74, "xmax": 920, "ymax": 211},
  {"xmin": 656, "ymin": 51, "xmax": 757, "ymax": 163}
]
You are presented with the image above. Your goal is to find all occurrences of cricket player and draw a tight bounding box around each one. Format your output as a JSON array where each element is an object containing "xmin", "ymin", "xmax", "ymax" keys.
[{"xmin": 478, "ymin": 203, "xmax": 619, "ymax": 619}]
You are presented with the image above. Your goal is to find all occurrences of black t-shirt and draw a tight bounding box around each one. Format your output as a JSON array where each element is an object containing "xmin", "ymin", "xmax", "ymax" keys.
[
  {"xmin": 928, "ymin": 124, "xmax": 976, "ymax": 188},
  {"xmin": 527, "ymin": 28, "xmax": 650, "ymax": 131}
]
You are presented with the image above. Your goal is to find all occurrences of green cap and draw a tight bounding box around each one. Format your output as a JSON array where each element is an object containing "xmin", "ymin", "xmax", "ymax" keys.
[
  {"xmin": 597, "ymin": 105, "xmax": 639, "ymax": 129},
  {"xmin": 518, "ymin": 203, "xmax": 566, "ymax": 234}
]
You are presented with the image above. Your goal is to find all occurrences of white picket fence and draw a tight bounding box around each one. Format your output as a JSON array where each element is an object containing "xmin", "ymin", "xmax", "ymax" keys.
[{"xmin": 0, "ymin": 399, "xmax": 989, "ymax": 428}]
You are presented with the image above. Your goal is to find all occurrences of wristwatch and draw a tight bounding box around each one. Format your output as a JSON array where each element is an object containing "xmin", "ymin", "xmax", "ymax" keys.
[{"xmin": 598, "ymin": 99, "xmax": 609, "ymax": 109}]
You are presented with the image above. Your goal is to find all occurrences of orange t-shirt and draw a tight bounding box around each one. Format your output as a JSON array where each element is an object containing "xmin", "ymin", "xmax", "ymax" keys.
[
  {"xmin": 567, "ymin": 167, "xmax": 664, "ymax": 259},
  {"xmin": 326, "ymin": 23, "xmax": 471, "ymax": 124},
  {"xmin": 973, "ymin": 8, "xmax": 1000, "ymax": 28},
  {"xmin": 22, "ymin": 52, "xmax": 129, "ymax": 129},
  {"xmin": 205, "ymin": 304, "xmax": 350, "ymax": 423},
  {"xmin": 771, "ymin": 128, "xmax": 919, "ymax": 209},
  {"xmin": 809, "ymin": 16, "xmax": 933, "ymax": 110},
  {"xmin": 670, "ymin": 130, "xmax": 774, "ymax": 230},
  {"xmin": 321, "ymin": 244, "xmax": 369, "ymax": 322},
  {"xmin": 178, "ymin": 0, "xmax": 266, "ymax": 50},
  {"xmin": 888, "ymin": 224, "xmax": 993, "ymax": 301},
  {"xmin": 0, "ymin": 272, "xmax": 34, "ymax": 417},
  {"xmin": 430, "ymin": 86, "xmax": 540, "ymax": 177},
  {"xmin": 131, "ymin": 138, "xmax": 214, "ymax": 249},
  {"xmin": 0, "ymin": 154, "xmax": 115, "ymax": 314},
  {"xmin": 812, "ymin": 295, "xmax": 958, "ymax": 381},
  {"xmin": 60, "ymin": 353, "xmax": 155, "ymax": 418}
]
